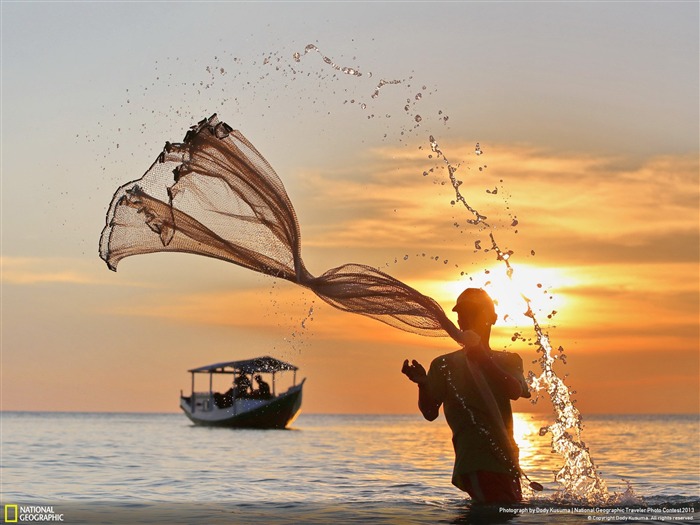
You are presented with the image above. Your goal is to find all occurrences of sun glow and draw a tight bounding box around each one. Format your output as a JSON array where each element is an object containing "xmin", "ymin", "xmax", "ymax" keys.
[{"xmin": 425, "ymin": 264, "xmax": 577, "ymax": 327}]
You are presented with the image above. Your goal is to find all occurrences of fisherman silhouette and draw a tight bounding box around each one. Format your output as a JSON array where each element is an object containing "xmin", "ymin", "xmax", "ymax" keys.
[{"xmin": 402, "ymin": 288, "xmax": 531, "ymax": 504}]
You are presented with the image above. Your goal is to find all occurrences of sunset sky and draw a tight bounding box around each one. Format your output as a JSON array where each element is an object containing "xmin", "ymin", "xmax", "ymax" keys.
[{"xmin": 2, "ymin": 1, "xmax": 698, "ymax": 416}]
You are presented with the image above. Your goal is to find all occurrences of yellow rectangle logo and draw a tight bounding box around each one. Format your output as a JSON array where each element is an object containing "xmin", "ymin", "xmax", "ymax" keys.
[{"xmin": 4, "ymin": 504, "xmax": 18, "ymax": 523}]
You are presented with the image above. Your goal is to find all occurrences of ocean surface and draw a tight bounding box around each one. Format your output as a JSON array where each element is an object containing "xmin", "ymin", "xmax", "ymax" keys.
[{"xmin": 1, "ymin": 412, "xmax": 698, "ymax": 524}]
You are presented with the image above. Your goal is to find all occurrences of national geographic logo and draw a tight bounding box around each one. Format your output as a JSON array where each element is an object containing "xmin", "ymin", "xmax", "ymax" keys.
[
  {"xmin": 3, "ymin": 505, "xmax": 18, "ymax": 523},
  {"xmin": 3, "ymin": 505, "xmax": 64, "ymax": 522}
]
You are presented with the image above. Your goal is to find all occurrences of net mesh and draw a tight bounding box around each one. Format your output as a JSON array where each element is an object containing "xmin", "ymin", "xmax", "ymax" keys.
[{"xmin": 99, "ymin": 114, "xmax": 461, "ymax": 340}]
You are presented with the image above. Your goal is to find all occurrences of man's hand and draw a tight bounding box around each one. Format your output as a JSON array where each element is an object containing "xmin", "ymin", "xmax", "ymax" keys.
[
  {"xmin": 402, "ymin": 359, "xmax": 427, "ymax": 385},
  {"xmin": 403, "ymin": 359, "xmax": 440, "ymax": 421}
]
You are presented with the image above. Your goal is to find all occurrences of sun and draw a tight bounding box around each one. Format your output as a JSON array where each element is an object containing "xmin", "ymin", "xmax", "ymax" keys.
[{"xmin": 430, "ymin": 263, "xmax": 576, "ymax": 327}]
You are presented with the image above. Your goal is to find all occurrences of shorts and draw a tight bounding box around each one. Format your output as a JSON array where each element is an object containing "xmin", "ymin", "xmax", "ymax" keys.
[{"xmin": 457, "ymin": 470, "xmax": 522, "ymax": 504}]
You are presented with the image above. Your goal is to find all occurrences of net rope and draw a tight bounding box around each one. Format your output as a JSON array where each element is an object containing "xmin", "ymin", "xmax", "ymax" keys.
[{"xmin": 100, "ymin": 114, "xmax": 462, "ymax": 341}]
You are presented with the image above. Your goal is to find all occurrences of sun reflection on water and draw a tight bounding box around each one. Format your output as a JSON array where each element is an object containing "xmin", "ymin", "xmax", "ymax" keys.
[{"xmin": 513, "ymin": 412, "xmax": 540, "ymax": 467}]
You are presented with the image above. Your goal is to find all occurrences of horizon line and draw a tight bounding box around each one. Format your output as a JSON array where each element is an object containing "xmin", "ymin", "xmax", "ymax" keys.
[{"xmin": 1, "ymin": 410, "xmax": 697, "ymax": 417}]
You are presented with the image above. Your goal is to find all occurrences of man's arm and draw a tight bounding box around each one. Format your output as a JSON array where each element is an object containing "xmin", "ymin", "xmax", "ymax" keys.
[{"xmin": 401, "ymin": 359, "xmax": 441, "ymax": 421}]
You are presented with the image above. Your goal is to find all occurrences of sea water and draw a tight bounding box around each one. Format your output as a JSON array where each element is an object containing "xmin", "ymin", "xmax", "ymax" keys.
[{"xmin": 1, "ymin": 412, "xmax": 698, "ymax": 524}]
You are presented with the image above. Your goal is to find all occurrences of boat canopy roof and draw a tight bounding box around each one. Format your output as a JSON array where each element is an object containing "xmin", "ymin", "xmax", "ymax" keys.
[{"xmin": 188, "ymin": 356, "xmax": 298, "ymax": 374}]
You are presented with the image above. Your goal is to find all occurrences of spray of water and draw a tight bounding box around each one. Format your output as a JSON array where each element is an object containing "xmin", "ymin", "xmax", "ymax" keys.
[
  {"xmin": 372, "ymin": 78, "xmax": 403, "ymax": 99},
  {"xmin": 429, "ymin": 134, "xmax": 614, "ymax": 504},
  {"xmin": 293, "ymin": 44, "xmax": 363, "ymax": 77},
  {"xmin": 291, "ymin": 43, "xmax": 617, "ymax": 502},
  {"xmin": 428, "ymin": 136, "xmax": 488, "ymax": 227}
]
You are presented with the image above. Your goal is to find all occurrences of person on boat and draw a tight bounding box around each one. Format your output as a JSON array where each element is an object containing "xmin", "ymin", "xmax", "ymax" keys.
[
  {"xmin": 253, "ymin": 374, "xmax": 271, "ymax": 399},
  {"xmin": 233, "ymin": 373, "xmax": 252, "ymax": 398},
  {"xmin": 401, "ymin": 288, "xmax": 531, "ymax": 504},
  {"xmin": 217, "ymin": 388, "xmax": 234, "ymax": 408}
]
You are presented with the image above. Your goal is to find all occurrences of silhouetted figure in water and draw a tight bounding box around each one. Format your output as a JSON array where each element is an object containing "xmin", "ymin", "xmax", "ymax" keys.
[{"xmin": 402, "ymin": 288, "xmax": 531, "ymax": 504}]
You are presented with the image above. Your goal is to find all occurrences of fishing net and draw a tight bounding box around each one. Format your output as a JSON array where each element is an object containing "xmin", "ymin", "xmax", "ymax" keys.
[
  {"xmin": 99, "ymin": 114, "xmax": 462, "ymax": 341},
  {"xmin": 100, "ymin": 114, "xmax": 526, "ymax": 475}
]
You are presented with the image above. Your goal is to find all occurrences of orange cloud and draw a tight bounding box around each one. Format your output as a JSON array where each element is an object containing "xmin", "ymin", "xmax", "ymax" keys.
[
  {"xmin": 293, "ymin": 144, "xmax": 698, "ymax": 265},
  {"xmin": 0, "ymin": 257, "xmax": 123, "ymax": 286}
]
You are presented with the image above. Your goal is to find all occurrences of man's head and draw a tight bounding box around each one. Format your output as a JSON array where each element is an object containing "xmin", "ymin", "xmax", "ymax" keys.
[{"xmin": 452, "ymin": 288, "xmax": 497, "ymax": 331}]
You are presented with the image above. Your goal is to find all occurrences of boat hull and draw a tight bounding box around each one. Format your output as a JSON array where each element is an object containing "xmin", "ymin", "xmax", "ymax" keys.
[{"xmin": 180, "ymin": 383, "xmax": 303, "ymax": 429}]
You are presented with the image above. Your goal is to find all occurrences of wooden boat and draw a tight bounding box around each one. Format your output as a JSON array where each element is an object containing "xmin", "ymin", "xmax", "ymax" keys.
[{"xmin": 180, "ymin": 356, "xmax": 305, "ymax": 429}]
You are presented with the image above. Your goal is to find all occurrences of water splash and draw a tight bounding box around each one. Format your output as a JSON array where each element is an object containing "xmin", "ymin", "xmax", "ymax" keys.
[
  {"xmin": 435, "ymin": 138, "xmax": 613, "ymax": 504},
  {"xmin": 301, "ymin": 305, "xmax": 314, "ymax": 329},
  {"xmin": 293, "ymin": 44, "xmax": 363, "ymax": 77},
  {"xmin": 428, "ymin": 135, "xmax": 488, "ymax": 226},
  {"xmin": 285, "ymin": 302, "xmax": 316, "ymax": 356},
  {"xmin": 525, "ymin": 308, "xmax": 610, "ymax": 503},
  {"xmin": 372, "ymin": 78, "xmax": 403, "ymax": 99},
  {"xmin": 409, "ymin": 112, "xmax": 611, "ymax": 501}
]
